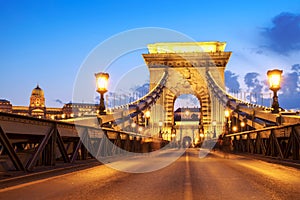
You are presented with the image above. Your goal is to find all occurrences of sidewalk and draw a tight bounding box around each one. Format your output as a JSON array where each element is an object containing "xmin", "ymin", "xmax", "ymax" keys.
[
  {"xmin": 0, "ymin": 159, "xmax": 101, "ymax": 189},
  {"xmin": 208, "ymin": 149, "xmax": 300, "ymax": 169}
]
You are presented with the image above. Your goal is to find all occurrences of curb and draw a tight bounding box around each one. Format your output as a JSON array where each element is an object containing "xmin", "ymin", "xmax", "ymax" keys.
[
  {"xmin": 0, "ymin": 160, "xmax": 101, "ymax": 189},
  {"xmin": 209, "ymin": 150, "xmax": 300, "ymax": 169}
]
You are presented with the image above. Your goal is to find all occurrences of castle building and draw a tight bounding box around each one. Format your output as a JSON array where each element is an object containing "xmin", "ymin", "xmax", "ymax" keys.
[
  {"xmin": 0, "ymin": 85, "xmax": 98, "ymax": 120},
  {"xmin": 29, "ymin": 85, "xmax": 47, "ymax": 118}
]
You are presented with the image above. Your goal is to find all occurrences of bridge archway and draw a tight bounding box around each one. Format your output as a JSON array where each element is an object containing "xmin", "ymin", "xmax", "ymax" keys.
[
  {"xmin": 173, "ymin": 94, "xmax": 201, "ymax": 145},
  {"xmin": 142, "ymin": 42, "xmax": 231, "ymax": 135},
  {"xmin": 182, "ymin": 136, "xmax": 192, "ymax": 148}
]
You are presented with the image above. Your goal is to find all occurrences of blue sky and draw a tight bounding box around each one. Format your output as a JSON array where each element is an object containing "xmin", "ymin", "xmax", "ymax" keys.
[{"xmin": 1, "ymin": 0, "xmax": 300, "ymax": 108}]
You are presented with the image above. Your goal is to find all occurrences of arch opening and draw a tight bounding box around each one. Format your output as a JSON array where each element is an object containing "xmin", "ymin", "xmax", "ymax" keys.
[
  {"xmin": 182, "ymin": 136, "xmax": 192, "ymax": 148},
  {"xmin": 173, "ymin": 94, "xmax": 202, "ymax": 147}
]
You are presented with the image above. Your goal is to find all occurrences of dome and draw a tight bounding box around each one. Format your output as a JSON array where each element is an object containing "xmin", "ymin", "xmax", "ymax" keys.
[{"xmin": 31, "ymin": 84, "xmax": 44, "ymax": 97}]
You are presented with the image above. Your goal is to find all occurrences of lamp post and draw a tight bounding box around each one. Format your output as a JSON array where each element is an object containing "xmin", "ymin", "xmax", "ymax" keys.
[
  {"xmin": 232, "ymin": 126, "xmax": 238, "ymax": 132},
  {"xmin": 158, "ymin": 120, "xmax": 163, "ymax": 138},
  {"xmin": 138, "ymin": 126, "xmax": 143, "ymax": 134},
  {"xmin": 95, "ymin": 72, "xmax": 109, "ymax": 115},
  {"xmin": 240, "ymin": 121, "xmax": 245, "ymax": 132},
  {"xmin": 144, "ymin": 110, "xmax": 151, "ymax": 128},
  {"xmin": 171, "ymin": 125, "xmax": 176, "ymax": 147},
  {"xmin": 224, "ymin": 109, "xmax": 231, "ymax": 134},
  {"xmin": 212, "ymin": 120, "xmax": 217, "ymax": 138},
  {"xmin": 267, "ymin": 69, "xmax": 282, "ymax": 113},
  {"xmin": 131, "ymin": 122, "xmax": 137, "ymax": 133}
]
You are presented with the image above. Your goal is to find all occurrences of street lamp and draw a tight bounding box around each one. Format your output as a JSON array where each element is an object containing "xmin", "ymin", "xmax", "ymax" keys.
[
  {"xmin": 267, "ymin": 69, "xmax": 283, "ymax": 113},
  {"xmin": 144, "ymin": 110, "xmax": 151, "ymax": 127},
  {"xmin": 232, "ymin": 126, "xmax": 238, "ymax": 132},
  {"xmin": 224, "ymin": 109, "xmax": 230, "ymax": 118},
  {"xmin": 240, "ymin": 121, "xmax": 245, "ymax": 132},
  {"xmin": 95, "ymin": 72, "xmax": 109, "ymax": 115},
  {"xmin": 212, "ymin": 120, "xmax": 217, "ymax": 138},
  {"xmin": 158, "ymin": 120, "xmax": 163, "ymax": 138},
  {"xmin": 138, "ymin": 126, "xmax": 143, "ymax": 134},
  {"xmin": 131, "ymin": 122, "xmax": 136, "ymax": 132},
  {"xmin": 200, "ymin": 133, "xmax": 204, "ymax": 139},
  {"xmin": 224, "ymin": 109, "xmax": 231, "ymax": 134}
]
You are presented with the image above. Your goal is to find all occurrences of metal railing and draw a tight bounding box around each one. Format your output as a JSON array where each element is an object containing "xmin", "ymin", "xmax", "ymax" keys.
[
  {"xmin": 226, "ymin": 123, "xmax": 300, "ymax": 161},
  {"xmin": 0, "ymin": 112, "xmax": 154, "ymax": 172}
]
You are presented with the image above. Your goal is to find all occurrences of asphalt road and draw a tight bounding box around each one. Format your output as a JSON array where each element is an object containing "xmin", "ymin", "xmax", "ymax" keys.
[{"xmin": 1, "ymin": 149, "xmax": 300, "ymax": 200}]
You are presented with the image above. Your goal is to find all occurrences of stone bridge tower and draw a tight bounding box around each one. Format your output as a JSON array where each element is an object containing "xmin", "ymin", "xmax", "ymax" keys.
[{"xmin": 142, "ymin": 41, "xmax": 231, "ymax": 136}]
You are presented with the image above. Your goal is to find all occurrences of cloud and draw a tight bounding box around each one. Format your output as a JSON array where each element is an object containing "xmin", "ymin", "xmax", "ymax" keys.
[
  {"xmin": 283, "ymin": 64, "xmax": 300, "ymax": 93},
  {"xmin": 225, "ymin": 70, "xmax": 240, "ymax": 92},
  {"xmin": 244, "ymin": 72, "xmax": 263, "ymax": 94},
  {"xmin": 261, "ymin": 12, "xmax": 300, "ymax": 55},
  {"xmin": 291, "ymin": 63, "xmax": 300, "ymax": 73},
  {"xmin": 279, "ymin": 67, "xmax": 300, "ymax": 108}
]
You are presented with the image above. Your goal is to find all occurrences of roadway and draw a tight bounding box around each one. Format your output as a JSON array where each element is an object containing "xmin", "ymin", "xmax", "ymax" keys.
[{"xmin": 1, "ymin": 148, "xmax": 300, "ymax": 200}]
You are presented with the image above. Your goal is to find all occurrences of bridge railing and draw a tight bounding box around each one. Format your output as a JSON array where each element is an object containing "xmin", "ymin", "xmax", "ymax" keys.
[
  {"xmin": 206, "ymin": 70, "xmax": 300, "ymax": 129},
  {"xmin": 0, "ymin": 112, "xmax": 154, "ymax": 172},
  {"xmin": 225, "ymin": 123, "xmax": 300, "ymax": 161},
  {"xmin": 98, "ymin": 71, "xmax": 168, "ymax": 126},
  {"xmin": 107, "ymin": 71, "xmax": 167, "ymax": 113}
]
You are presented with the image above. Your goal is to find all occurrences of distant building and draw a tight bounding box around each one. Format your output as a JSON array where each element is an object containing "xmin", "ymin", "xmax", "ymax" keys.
[
  {"xmin": 0, "ymin": 84, "xmax": 98, "ymax": 120},
  {"xmin": 62, "ymin": 102, "xmax": 98, "ymax": 118},
  {"xmin": 28, "ymin": 85, "xmax": 47, "ymax": 118},
  {"xmin": 0, "ymin": 99, "xmax": 12, "ymax": 113},
  {"xmin": 174, "ymin": 107, "xmax": 201, "ymax": 121}
]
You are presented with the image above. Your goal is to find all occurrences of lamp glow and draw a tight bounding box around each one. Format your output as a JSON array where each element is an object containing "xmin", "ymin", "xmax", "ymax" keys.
[
  {"xmin": 232, "ymin": 126, "xmax": 238, "ymax": 132},
  {"xmin": 138, "ymin": 126, "xmax": 143, "ymax": 133},
  {"xmin": 158, "ymin": 120, "xmax": 163, "ymax": 127},
  {"xmin": 145, "ymin": 110, "xmax": 151, "ymax": 118},
  {"xmin": 131, "ymin": 122, "xmax": 136, "ymax": 128},
  {"xmin": 240, "ymin": 121, "xmax": 245, "ymax": 128},
  {"xmin": 96, "ymin": 73, "xmax": 109, "ymax": 93},
  {"xmin": 267, "ymin": 69, "xmax": 282, "ymax": 91},
  {"xmin": 95, "ymin": 72, "xmax": 109, "ymax": 115},
  {"xmin": 224, "ymin": 110, "xmax": 230, "ymax": 118},
  {"xmin": 267, "ymin": 69, "xmax": 283, "ymax": 113}
]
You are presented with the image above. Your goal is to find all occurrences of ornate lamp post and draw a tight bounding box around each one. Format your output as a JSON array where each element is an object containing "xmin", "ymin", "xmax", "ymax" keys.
[
  {"xmin": 200, "ymin": 133, "xmax": 204, "ymax": 141},
  {"xmin": 224, "ymin": 109, "xmax": 231, "ymax": 134},
  {"xmin": 212, "ymin": 120, "xmax": 217, "ymax": 138},
  {"xmin": 144, "ymin": 110, "xmax": 151, "ymax": 128},
  {"xmin": 131, "ymin": 122, "xmax": 137, "ymax": 132},
  {"xmin": 158, "ymin": 120, "xmax": 163, "ymax": 138},
  {"xmin": 267, "ymin": 69, "xmax": 283, "ymax": 113},
  {"xmin": 138, "ymin": 126, "xmax": 143, "ymax": 134},
  {"xmin": 224, "ymin": 109, "xmax": 230, "ymax": 118},
  {"xmin": 95, "ymin": 72, "xmax": 109, "ymax": 115},
  {"xmin": 232, "ymin": 126, "xmax": 238, "ymax": 132},
  {"xmin": 240, "ymin": 121, "xmax": 245, "ymax": 132}
]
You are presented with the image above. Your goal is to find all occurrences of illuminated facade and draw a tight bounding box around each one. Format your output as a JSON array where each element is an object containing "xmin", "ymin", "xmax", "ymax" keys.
[
  {"xmin": 0, "ymin": 85, "xmax": 98, "ymax": 120},
  {"xmin": 143, "ymin": 41, "xmax": 231, "ymax": 134},
  {"xmin": 29, "ymin": 85, "xmax": 47, "ymax": 118},
  {"xmin": 147, "ymin": 41, "xmax": 226, "ymax": 54}
]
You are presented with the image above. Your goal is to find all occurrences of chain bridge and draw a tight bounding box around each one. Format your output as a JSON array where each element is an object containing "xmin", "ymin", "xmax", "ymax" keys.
[
  {"xmin": 95, "ymin": 41, "xmax": 300, "ymax": 160},
  {"xmin": 1, "ymin": 41, "xmax": 300, "ymax": 174}
]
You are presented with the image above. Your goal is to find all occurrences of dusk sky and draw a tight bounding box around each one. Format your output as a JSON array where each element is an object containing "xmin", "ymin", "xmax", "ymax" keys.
[{"xmin": 1, "ymin": 1, "xmax": 300, "ymax": 109}]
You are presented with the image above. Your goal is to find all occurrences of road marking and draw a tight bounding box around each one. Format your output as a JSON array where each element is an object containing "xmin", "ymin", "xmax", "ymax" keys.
[{"xmin": 184, "ymin": 152, "xmax": 193, "ymax": 200}]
